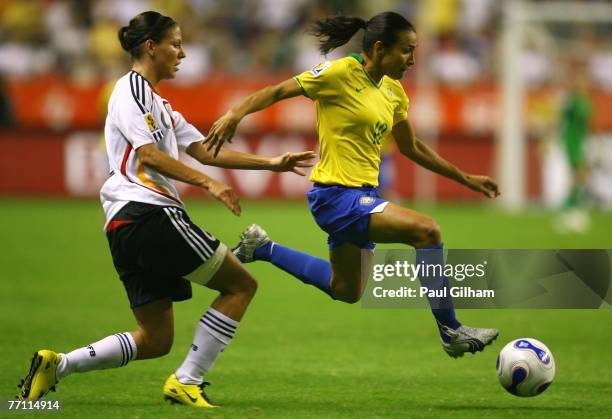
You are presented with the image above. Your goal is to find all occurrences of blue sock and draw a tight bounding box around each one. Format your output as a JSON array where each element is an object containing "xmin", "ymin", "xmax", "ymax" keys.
[
  {"xmin": 254, "ymin": 241, "xmax": 333, "ymax": 298},
  {"xmin": 416, "ymin": 243, "xmax": 461, "ymax": 342}
]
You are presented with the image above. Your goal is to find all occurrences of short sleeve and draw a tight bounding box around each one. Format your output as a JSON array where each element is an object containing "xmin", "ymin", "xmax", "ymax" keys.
[
  {"xmin": 294, "ymin": 59, "xmax": 345, "ymax": 101},
  {"xmin": 115, "ymin": 94, "xmax": 157, "ymax": 150},
  {"xmin": 173, "ymin": 110, "xmax": 205, "ymax": 151},
  {"xmin": 393, "ymin": 83, "xmax": 410, "ymax": 126}
]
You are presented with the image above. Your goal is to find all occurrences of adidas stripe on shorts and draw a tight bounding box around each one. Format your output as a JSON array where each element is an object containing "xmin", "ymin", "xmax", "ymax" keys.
[{"xmin": 106, "ymin": 201, "xmax": 224, "ymax": 308}]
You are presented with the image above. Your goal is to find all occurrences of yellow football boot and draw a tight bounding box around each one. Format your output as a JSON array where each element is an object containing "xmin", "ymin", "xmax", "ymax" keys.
[
  {"xmin": 162, "ymin": 374, "xmax": 217, "ymax": 408},
  {"xmin": 17, "ymin": 350, "xmax": 60, "ymax": 400}
]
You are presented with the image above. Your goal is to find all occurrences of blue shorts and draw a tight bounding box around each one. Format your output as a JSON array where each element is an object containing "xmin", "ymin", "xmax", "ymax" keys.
[{"xmin": 307, "ymin": 184, "xmax": 389, "ymax": 250}]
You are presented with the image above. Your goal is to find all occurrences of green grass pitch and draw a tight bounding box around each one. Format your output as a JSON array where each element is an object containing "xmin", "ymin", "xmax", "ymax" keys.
[{"xmin": 1, "ymin": 198, "xmax": 611, "ymax": 418}]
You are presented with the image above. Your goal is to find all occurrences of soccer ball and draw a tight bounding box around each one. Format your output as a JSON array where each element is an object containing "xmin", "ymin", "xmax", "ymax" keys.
[{"xmin": 496, "ymin": 338, "xmax": 556, "ymax": 397}]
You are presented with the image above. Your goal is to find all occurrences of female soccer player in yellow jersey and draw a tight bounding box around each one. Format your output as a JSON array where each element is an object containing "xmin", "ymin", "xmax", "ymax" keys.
[
  {"xmin": 206, "ymin": 12, "xmax": 500, "ymax": 357},
  {"xmin": 17, "ymin": 11, "xmax": 314, "ymax": 407}
]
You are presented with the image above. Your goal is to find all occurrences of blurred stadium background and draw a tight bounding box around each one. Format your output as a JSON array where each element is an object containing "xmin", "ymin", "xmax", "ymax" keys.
[
  {"xmin": 1, "ymin": 0, "xmax": 612, "ymax": 212},
  {"xmin": 1, "ymin": 1, "xmax": 611, "ymax": 417}
]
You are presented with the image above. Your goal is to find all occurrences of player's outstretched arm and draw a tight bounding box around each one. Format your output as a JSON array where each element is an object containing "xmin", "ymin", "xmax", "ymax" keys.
[
  {"xmin": 204, "ymin": 78, "xmax": 303, "ymax": 157},
  {"xmin": 392, "ymin": 119, "xmax": 500, "ymax": 198},
  {"xmin": 137, "ymin": 143, "xmax": 241, "ymax": 215},
  {"xmin": 187, "ymin": 141, "xmax": 316, "ymax": 175}
]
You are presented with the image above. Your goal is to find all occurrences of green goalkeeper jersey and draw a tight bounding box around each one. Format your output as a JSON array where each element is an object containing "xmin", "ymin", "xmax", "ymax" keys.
[{"xmin": 560, "ymin": 93, "xmax": 592, "ymax": 168}]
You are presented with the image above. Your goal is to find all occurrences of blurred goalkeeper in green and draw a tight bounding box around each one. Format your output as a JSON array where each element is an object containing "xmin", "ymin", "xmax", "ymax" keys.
[{"xmin": 558, "ymin": 69, "xmax": 593, "ymax": 233}]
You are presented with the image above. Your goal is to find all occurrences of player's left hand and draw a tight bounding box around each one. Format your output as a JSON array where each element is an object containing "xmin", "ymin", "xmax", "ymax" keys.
[
  {"xmin": 464, "ymin": 174, "xmax": 500, "ymax": 198},
  {"xmin": 269, "ymin": 151, "xmax": 317, "ymax": 175},
  {"xmin": 204, "ymin": 111, "xmax": 240, "ymax": 158}
]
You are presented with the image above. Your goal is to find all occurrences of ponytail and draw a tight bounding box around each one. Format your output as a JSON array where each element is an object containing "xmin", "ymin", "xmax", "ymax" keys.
[
  {"xmin": 118, "ymin": 27, "xmax": 131, "ymax": 51},
  {"xmin": 310, "ymin": 16, "xmax": 367, "ymax": 55},
  {"xmin": 310, "ymin": 11, "xmax": 415, "ymax": 57}
]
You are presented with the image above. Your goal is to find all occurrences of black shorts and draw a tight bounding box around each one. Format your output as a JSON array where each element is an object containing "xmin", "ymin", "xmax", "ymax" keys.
[{"xmin": 106, "ymin": 202, "xmax": 221, "ymax": 308}]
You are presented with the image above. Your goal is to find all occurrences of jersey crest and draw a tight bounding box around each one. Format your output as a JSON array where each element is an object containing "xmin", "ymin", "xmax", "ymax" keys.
[
  {"xmin": 310, "ymin": 61, "xmax": 332, "ymax": 77},
  {"xmin": 143, "ymin": 112, "xmax": 163, "ymax": 141},
  {"xmin": 144, "ymin": 113, "xmax": 158, "ymax": 131}
]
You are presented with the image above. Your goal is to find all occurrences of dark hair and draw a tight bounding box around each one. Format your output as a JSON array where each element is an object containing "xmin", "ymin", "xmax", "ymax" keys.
[
  {"xmin": 118, "ymin": 11, "xmax": 177, "ymax": 58},
  {"xmin": 310, "ymin": 11, "xmax": 415, "ymax": 56}
]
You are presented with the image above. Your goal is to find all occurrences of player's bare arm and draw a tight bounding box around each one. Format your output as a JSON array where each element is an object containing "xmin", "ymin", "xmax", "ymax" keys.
[
  {"xmin": 187, "ymin": 141, "xmax": 316, "ymax": 175},
  {"xmin": 392, "ymin": 119, "xmax": 500, "ymax": 198},
  {"xmin": 137, "ymin": 143, "xmax": 241, "ymax": 215},
  {"xmin": 204, "ymin": 78, "xmax": 303, "ymax": 156}
]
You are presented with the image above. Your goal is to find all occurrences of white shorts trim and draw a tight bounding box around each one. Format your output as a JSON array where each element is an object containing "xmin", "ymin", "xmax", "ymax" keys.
[
  {"xmin": 184, "ymin": 243, "xmax": 228, "ymax": 285},
  {"xmin": 370, "ymin": 201, "xmax": 389, "ymax": 214}
]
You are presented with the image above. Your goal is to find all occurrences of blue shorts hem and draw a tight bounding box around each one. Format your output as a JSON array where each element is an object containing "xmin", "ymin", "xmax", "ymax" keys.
[{"xmin": 308, "ymin": 184, "xmax": 386, "ymax": 251}]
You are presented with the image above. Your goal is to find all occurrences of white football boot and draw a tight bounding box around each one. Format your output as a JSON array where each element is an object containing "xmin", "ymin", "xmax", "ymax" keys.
[
  {"xmin": 440, "ymin": 324, "xmax": 499, "ymax": 358},
  {"xmin": 232, "ymin": 224, "xmax": 271, "ymax": 263}
]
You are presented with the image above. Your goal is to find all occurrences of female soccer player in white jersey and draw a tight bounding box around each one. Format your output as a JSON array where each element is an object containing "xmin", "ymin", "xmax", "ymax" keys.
[
  {"xmin": 205, "ymin": 12, "xmax": 500, "ymax": 358},
  {"xmin": 17, "ymin": 11, "xmax": 314, "ymax": 408}
]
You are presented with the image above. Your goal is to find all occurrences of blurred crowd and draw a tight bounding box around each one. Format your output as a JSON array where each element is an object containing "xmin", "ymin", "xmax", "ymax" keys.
[{"xmin": 0, "ymin": 0, "xmax": 612, "ymax": 88}]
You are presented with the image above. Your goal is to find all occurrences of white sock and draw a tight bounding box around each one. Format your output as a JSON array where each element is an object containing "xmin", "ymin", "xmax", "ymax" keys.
[
  {"xmin": 56, "ymin": 332, "xmax": 137, "ymax": 380},
  {"xmin": 175, "ymin": 307, "xmax": 239, "ymax": 385}
]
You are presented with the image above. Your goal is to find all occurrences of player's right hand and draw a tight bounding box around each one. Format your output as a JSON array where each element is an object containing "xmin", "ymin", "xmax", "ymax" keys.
[
  {"xmin": 204, "ymin": 111, "xmax": 240, "ymax": 158},
  {"xmin": 206, "ymin": 179, "xmax": 241, "ymax": 216},
  {"xmin": 464, "ymin": 174, "xmax": 500, "ymax": 198}
]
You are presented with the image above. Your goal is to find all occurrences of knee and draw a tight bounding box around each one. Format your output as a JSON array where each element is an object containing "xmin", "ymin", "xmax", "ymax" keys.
[
  {"xmin": 242, "ymin": 274, "xmax": 258, "ymax": 298},
  {"xmin": 336, "ymin": 293, "xmax": 361, "ymax": 304},
  {"xmin": 331, "ymin": 282, "xmax": 362, "ymax": 304},
  {"xmin": 233, "ymin": 272, "xmax": 258, "ymax": 299},
  {"xmin": 414, "ymin": 218, "xmax": 442, "ymax": 247},
  {"xmin": 157, "ymin": 339, "xmax": 173, "ymax": 357},
  {"xmin": 141, "ymin": 330, "xmax": 173, "ymax": 358}
]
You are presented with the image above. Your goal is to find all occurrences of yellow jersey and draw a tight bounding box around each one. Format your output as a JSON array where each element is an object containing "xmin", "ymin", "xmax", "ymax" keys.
[{"xmin": 294, "ymin": 54, "xmax": 409, "ymax": 187}]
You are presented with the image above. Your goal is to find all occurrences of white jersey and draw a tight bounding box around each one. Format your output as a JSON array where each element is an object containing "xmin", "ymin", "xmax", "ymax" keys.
[{"xmin": 100, "ymin": 71, "xmax": 203, "ymax": 228}]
